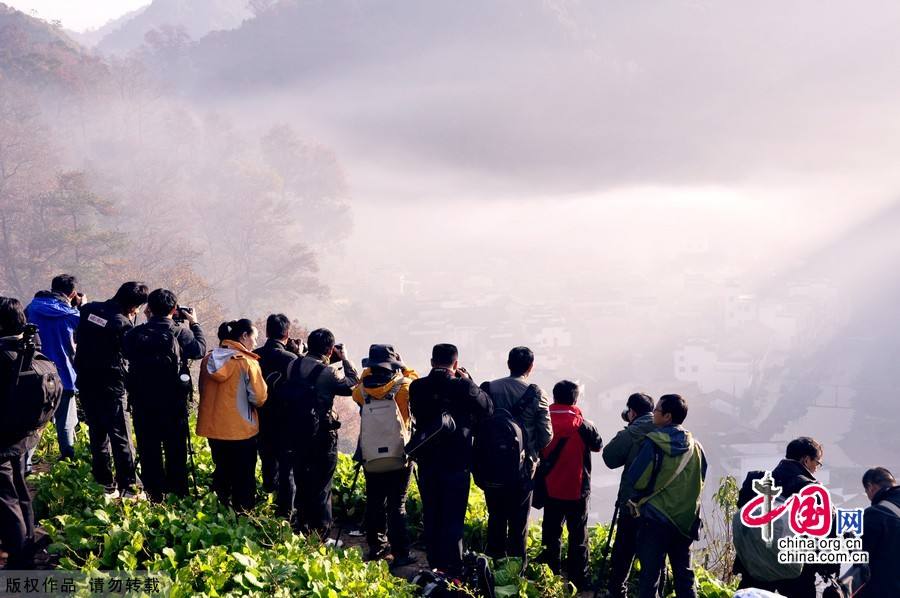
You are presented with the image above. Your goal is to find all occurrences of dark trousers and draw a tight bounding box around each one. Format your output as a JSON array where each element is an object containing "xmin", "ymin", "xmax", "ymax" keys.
[
  {"xmin": 485, "ymin": 484, "xmax": 532, "ymax": 559},
  {"xmin": 133, "ymin": 404, "xmax": 189, "ymax": 501},
  {"xmin": 418, "ymin": 466, "xmax": 470, "ymax": 575},
  {"xmin": 208, "ymin": 437, "xmax": 258, "ymax": 512},
  {"xmin": 257, "ymin": 408, "xmax": 279, "ymax": 494},
  {"xmin": 365, "ymin": 466, "xmax": 412, "ymax": 558},
  {"xmin": 275, "ymin": 447, "xmax": 296, "ymax": 518},
  {"xmin": 608, "ymin": 507, "xmax": 641, "ymax": 597},
  {"xmin": 0, "ymin": 453, "xmax": 34, "ymax": 569},
  {"xmin": 81, "ymin": 391, "xmax": 137, "ymax": 493},
  {"xmin": 292, "ymin": 430, "xmax": 338, "ymax": 535},
  {"xmin": 636, "ymin": 518, "xmax": 697, "ymax": 598},
  {"xmin": 541, "ymin": 496, "xmax": 589, "ymax": 588}
]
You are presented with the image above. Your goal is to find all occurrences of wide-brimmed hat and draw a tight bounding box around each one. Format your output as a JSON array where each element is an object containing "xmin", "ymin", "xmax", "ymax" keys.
[{"xmin": 362, "ymin": 344, "xmax": 403, "ymax": 371}]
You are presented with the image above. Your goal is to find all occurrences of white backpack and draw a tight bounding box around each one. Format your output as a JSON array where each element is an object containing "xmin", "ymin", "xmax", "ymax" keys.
[{"xmin": 359, "ymin": 378, "xmax": 409, "ymax": 473}]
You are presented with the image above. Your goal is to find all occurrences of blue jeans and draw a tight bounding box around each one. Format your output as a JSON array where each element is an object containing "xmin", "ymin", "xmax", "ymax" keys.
[{"xmin": 25, "ymin": 389, "xmax": 77, "ymax": 471}]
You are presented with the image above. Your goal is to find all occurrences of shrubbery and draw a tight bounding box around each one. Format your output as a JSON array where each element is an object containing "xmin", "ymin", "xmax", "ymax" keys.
[{"xmin": 32, "ymin": 425, "xmax": 737, "ymax": 597}]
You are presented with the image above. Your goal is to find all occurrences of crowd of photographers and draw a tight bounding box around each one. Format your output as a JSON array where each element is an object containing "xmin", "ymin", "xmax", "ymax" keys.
[{"xmin": 1, "ymin": 275, "xmax": 898, "ymax": 597}]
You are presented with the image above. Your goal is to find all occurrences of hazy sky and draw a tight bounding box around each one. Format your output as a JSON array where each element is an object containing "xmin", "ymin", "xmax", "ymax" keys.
[{"xmin": 5, "ymin": 0, "xmax": 148, "ymax": 31}]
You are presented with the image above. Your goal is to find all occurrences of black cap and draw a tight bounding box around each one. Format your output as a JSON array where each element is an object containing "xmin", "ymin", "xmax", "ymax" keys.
[
  {"xmin": 363, "ymin": 344, "xmax": 403, "ymax": 371},
  {"xmin": 626, "ymin": 392, "xmax": 654, "ymax": 415}
]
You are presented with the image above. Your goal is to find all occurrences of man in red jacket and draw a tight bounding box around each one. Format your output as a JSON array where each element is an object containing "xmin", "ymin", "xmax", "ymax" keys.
[{"xmin": 539, "ymin": 380, "xmax": 603, "ymax": 590}]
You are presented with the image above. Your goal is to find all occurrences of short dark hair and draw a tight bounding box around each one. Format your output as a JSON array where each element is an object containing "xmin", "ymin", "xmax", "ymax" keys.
[
  {"xmin": 553, "ymin": 380, "xmax": 580, "ymax": 405},
  {"xmin": 862, "ymin": 467, "xmax": 895, "ymax": 489},
  {"xmin": 658, "ymin": 394, "xmax": 688, "ymax": 425},
  {"xmin": 266, "ymin": 314, "xmax": 291, "ymax": 339},
  {"xmin": 627, "ymin": 392, "xmax": 654, "ymax": 415},
  {"xmin": 147, "ymin": 289, "xmax": 178, "ymax": 318},
  {"xmin": 785, "ymin": 437, "xmax": 823, "ymax": 461},
  {"xmin": 51, "ymin": 274, "xmax": 77, "ymax": 296},
  {"xmin": 217, "ymin": 319, "xmax": 255, "ymax": 343},
  {"xmin": 432, "ymin": 343, "xmax": 458, "ymax": 367},
  {"xmin": 508, "ymin": 346, "xmax": 534, "ymax": 377},
  {"xmin": 0, "ymin": 297, "xmax": 27, "ymax": 336},
  {"xmin": 112, "ymin": 282, "xmax": 149, "ymax": 310},
  {"xmin": 307, "ymin": 328, "xmax": 335, "ymax": 355}
]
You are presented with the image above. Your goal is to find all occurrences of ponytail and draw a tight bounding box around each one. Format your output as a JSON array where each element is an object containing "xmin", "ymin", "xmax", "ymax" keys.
[{"xmin": 217, "ymin": 318, "xmax": 254, "ymax": 343}]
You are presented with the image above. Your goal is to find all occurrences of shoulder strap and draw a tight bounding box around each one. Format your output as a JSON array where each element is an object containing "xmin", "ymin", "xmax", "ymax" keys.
[
  {"xmin": 635, "ymin": 444, "xmax": 696, "ymax": 509},
  {"xmin": 541, "ymin": 437, "xmax": 569, "ymax": 472},
  {"xmin": 512, "ymin": 384, "xmax": 539, "ymax": 416},
  {"xmin": 875, "ymin": 500, "xmax": 900, "ymax": 520},
  {"xmin": 283, "ymin": 356, "xmax": 299, "ymax": 383}
]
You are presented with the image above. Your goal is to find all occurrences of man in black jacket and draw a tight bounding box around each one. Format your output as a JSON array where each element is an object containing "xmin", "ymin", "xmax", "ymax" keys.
[
  {"xmin": 123, "ymin": 289, "xmax": 206, "ymax": 502},
  {"xmin": 74, "ymin": 282, "xmax": 149, "ymax": 498},
  {"xmin": 255, "ymin": 314, "xmax": 303, "ymax": 513},
  {"xmin": 859, "ymin": 467, "xmax": 900, "ymax": 598},
  {"xmin": 0, "ymin": 297, "xmax": 40, "ymax": 568},
  {"xmin": 409, "ymin": 343, "xmax": 493, "ymax": 575},
  {"xmin": 736, "ymin": 436, "xmax": 837, "ymax": 596}
]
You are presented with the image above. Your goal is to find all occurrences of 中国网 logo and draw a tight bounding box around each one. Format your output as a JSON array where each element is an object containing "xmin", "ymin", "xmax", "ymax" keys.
[{"xmin": 739, "ymin": 471, "xmax": 869, "ymax": 565}]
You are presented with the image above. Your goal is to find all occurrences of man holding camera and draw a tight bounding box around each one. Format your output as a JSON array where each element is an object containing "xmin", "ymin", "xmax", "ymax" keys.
[
  {"xmin": 602, "ymin": 392, "xmax": 656, "ymax": 598},
  {"xmin": 123, "ymin": 289, "xmax": 206, "ymax": 502},
  {"xmin": 289, "ymin": 328, "xmax": 358, "ymax": 536},
  {"xmin": 255, "ymin": 314, "xmax": 304, "ymax": 511},
  {"xmin": 75, "ymin": 282, "xmax": 149, "ymax": 498},
  {"xmin": 408, "ymin": 343, "xmax": 493, "ymax": 576},
  {"xmin": 24, "ymin": 274, "xmax": 83, "ymax": 464}
]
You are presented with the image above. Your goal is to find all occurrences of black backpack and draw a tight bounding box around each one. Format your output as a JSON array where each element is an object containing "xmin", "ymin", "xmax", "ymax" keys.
[
  {"xmin": 74, "ymin": 301, "xmax": 127, "ymax": 374},
  {"xmin": 472, "ymin": 383, "xmax": 536, "ymax": 491},
  {"xmin": 276, "ymin": 356, "xmax": 326, "ymax": 443},
  {"xmin": 0, "ymin": 333, "xmax": 63, "ymax": 447},
  {"xmin": 126, "ymin": 324, "xmax": 187, "ymax": 395}
]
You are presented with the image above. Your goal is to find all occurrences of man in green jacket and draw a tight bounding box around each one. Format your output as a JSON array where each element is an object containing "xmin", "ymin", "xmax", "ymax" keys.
[
  {"xmin": 625, "ymin": 394, "xmax": 707, "ymax": 598},
  {"xmin": 602, "ymin": 393, "xmax": 656, "ymax": 598}
]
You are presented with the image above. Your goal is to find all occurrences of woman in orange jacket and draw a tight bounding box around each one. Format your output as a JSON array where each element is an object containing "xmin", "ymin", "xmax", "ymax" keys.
[{"xmin": 197, "ymin": 318, "xmax": 267, "ymax": 511}]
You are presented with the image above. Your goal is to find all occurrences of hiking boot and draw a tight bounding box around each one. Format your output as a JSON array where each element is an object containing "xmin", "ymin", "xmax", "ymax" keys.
[
  {"xmin": 367, "ymin": 545, "xmax": 391, "ymax": 561},
  {"xmin": 323, "ymin": 538, "xmax": 343, "ymax": 549},
  {"xmin": 103, "ymin": 488, "xmax": 120, "ymax": 500}
]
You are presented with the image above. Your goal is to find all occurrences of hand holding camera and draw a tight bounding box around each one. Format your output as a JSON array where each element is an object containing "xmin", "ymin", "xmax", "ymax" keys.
[
  {"xmin": 331, "ymin": 343, "xmax": 346, "ymax": 362},
  {"xmin": 174, "ymin": 305, "xmax": 197, "ymax": 325},
  {"xmin": 455, "ymin": 366, "xmax": 471, "ymax": 380},
  {"xmin": 70, "ymin": 292, "xmax": 86, "ymax": 308}
]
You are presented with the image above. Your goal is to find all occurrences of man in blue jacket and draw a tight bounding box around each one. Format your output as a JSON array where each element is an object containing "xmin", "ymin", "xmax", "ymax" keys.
[{"xmin": 25, "ymin": 274, "xmax": 83, "ymax": 463}]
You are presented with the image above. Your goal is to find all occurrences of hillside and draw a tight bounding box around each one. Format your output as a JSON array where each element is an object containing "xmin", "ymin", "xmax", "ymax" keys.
[
  {"xmin": 0, "ymin": 3, "xmax": 106, "ymax": 90},
  {"xmin": 95, "ymin": 0, "xmax": 251, "ymax": 55}
]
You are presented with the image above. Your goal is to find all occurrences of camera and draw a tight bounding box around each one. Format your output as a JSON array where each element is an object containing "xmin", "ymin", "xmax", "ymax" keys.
[
  {"xmin": 172, "ymin": 306, "xmax": 193, "ymax": 323},
  {"xmin": 70, "ymin": 292, "xmax": 85, "ymax": 308},
  {"xmin": 329, "ymin": 343, "xmax": 344, "ymax": 364},
  {"xmin": 621, "ymin": 408, "xmax": 631, "ymax": 423}
]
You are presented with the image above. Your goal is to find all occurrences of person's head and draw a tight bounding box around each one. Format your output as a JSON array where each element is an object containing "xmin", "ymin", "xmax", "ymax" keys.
[
  {"xmin": 431, "ymin": 343, "xmax": 459, "ymax": 371},
  {"xmin": 862, "ymin": 467, "xmax": 896, "ymax": 501},
  {"xmin": 552, "ymin": 380, "xmax": 580, "ymax": 406},
  {"xmin": 785, "ymin": 437, "xmax": 824, "ymax": 475},
  {"xmin": 51, "ymin": 274, "xmax": 78, "ymax": 299},
  {"xmin": 217, "ymin": 318, "xmax": 257, "ymax": 351},
  {"xmin": 0, "ymin": 297, "xmax": 27, "ymax": 336},
  {"xmin": 653, "ymin": 394, "xmax": 688, "ymax": 427},
  {"xmin": 364, "ymin": 344, "xmax": 403, "ymax": 371},
  {"xmin": 147, "ymin": 288, "xmax": 178, "ymax": 318},
  {"xmin": 307, "ymin": 328, "xmax": 336, "ymax": 358},
  {"xmin": 508, "ymin": 346, "xmax": 535, "ymax": 378},
  {"xmin": 623, "ymin": 392, "xmax": 654, "ymax": 423},
  {"xmin": 266, "ymin": 313, "xmax": 291, "ymax": 342},
  {"xmin": 112, "ymin": 282, "xmax": 149, "ymax": 316}
]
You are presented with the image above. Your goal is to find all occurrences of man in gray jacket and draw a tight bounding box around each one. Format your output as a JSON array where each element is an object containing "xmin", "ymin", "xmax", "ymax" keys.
[
  {"xmin": 480, "ymin": 346, "xmax": 552, "ymax": 560},
  {"xmin": 602, "ymin": 392, "xmax": 656, "ymax": 598},
  {"xmin": 291, "ymin": 328, "xmax": 360, "ymax": 537}
]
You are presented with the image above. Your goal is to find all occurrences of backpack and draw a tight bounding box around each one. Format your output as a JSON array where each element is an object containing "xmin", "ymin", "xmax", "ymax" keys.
[
  {"xmin": 1, "ymin": 336, "xmax": 63, "ymax": 447},
  {"xmin": 358, "ymin": 378, "xmax": 409, "ymax": 473},
  {"xmin": 74, "ymin": 301, "xmax": 126, "ymax": 374},
  {"xmin": 472, "ymin": 383, "xmax": 537, "ymax": 491},
  {"xmin": 127, "ymin": 324, "xmax": 189, "ymax": 397},
  {"xmin": 732, "ymin": 470, "xmax": 803, "ymax": 582},
  {"xmin": 278, "ymin": 356, "xmax": 326, "ymax": 443}
]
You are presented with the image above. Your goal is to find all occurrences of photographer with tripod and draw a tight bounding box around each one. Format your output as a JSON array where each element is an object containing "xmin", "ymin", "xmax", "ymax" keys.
[
  {"xmin": 1, "ymin": 297, "xmax": 63, "ymax": 569},
  {"xmin": 123, "ymin": 289, "xmax": 206, "ymax": 502}
]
